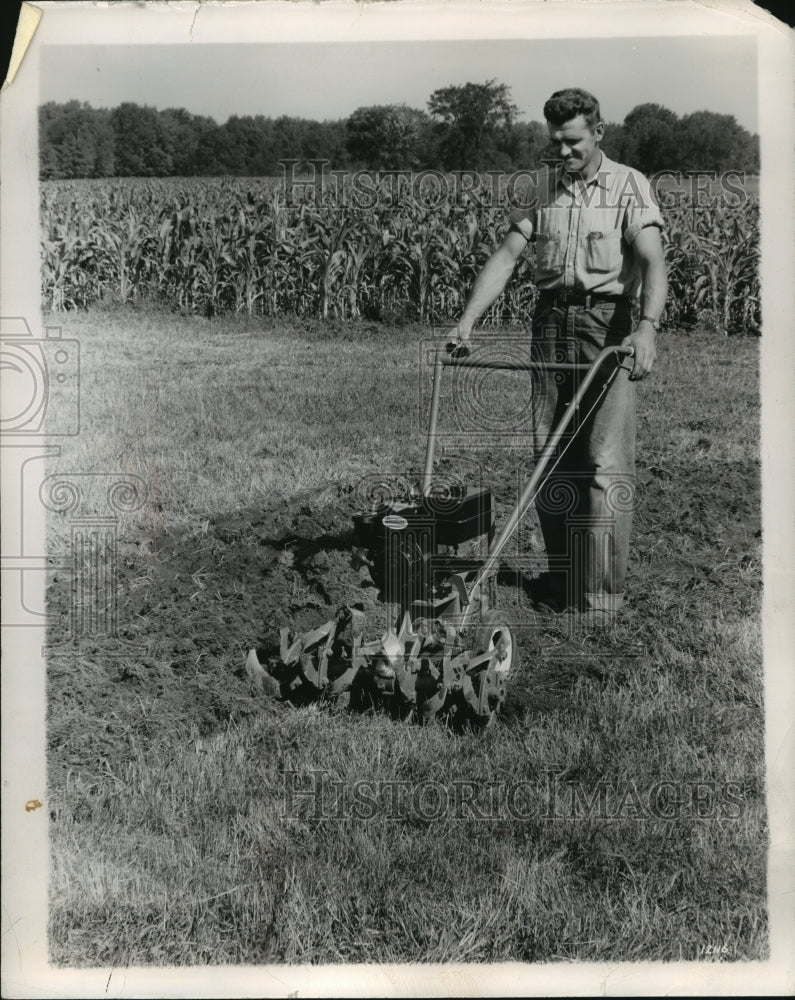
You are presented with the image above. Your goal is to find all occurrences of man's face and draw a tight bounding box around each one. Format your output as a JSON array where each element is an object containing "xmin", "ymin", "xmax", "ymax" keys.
[{"xmin": 546, "ymin": 114, "xmax": 604, "ymax": 176}]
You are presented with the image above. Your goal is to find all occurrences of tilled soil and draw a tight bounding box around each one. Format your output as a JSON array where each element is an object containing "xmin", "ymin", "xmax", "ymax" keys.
[{"xmin": 47, "ymin": 492, "xmax": 367, "ymax": 775}]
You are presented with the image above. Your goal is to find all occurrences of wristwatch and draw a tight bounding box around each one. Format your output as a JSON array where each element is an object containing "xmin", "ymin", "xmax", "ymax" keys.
[{"xmin": 640, "ymin": 315, "xmax": 660, "ymax": 331}]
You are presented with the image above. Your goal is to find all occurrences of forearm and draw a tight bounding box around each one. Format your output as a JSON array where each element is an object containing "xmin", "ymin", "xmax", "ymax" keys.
[
  {"xmin": 625, "ymin": 233, "xmax": 667, "ymax": 379},
  {"xmin": 458, "ymin": 248, "xmax": 516, "ymax": 333},
  {"xmin": 639, "ymin": 255, "xmax": 668, "ymax": 323}
]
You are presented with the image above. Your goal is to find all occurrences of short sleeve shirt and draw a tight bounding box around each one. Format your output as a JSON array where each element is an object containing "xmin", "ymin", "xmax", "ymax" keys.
[{"xmin": 507, "ymin": 152, "xmax": 664, "ymax": 298}]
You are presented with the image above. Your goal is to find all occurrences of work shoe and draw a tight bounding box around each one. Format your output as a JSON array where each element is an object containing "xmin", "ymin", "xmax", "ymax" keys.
[
  {"xmin": 567, "ymin": 608, "xmax": 619, "ymax": 633},
  {"xmin": 523, "ymin": 571, "xmax": 569, "ymax": 614}
]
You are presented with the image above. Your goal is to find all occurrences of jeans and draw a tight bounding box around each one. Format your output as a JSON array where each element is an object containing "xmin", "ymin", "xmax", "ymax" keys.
[{"xmin": 530, "ymin": 299, "xmax": 636, "ymax": 612}]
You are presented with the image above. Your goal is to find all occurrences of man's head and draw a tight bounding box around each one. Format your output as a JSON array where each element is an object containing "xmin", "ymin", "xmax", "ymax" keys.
[{"xmin": 543, "ymin": 88, "xmax": 605, "ymax": 178}]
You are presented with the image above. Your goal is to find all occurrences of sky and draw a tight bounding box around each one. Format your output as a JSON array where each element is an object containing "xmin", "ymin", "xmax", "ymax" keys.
[{"xmin": 40, "ymin": 36, "xmax": 759, "ymax": 131}]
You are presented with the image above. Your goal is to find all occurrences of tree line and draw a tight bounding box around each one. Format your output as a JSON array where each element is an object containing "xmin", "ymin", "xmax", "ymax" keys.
[{"xmin": 40, "ymin": 81, "xmax": 759, "ymax": 180}]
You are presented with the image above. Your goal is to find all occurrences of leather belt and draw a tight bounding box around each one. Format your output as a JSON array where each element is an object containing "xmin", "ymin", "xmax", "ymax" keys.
[{"xmin": 538, "ymin": 290, "xmax": 631, "ymax": 309}]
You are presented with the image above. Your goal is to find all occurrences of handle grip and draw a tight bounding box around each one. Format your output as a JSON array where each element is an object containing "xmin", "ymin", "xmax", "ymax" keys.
[{"xmin": 446, "ymin": 340, "xmax": 470, "ymax": 360}]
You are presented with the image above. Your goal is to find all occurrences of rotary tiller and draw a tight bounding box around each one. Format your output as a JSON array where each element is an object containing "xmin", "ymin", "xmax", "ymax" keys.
[{"xmin": 247, "ymin": 342, "xmax": 633, "ymax": 726}]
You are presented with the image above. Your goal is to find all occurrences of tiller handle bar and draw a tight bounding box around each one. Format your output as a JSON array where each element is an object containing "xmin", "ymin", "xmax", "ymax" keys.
[{"xmin": 422, "ymin": 342, "xmax": 635, "ymax": 626}]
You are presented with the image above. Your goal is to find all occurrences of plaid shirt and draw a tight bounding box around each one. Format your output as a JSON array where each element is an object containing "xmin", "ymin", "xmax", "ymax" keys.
[{"xmin": 508, "ymin": 152, "xmax": 664, "ymax": 298}]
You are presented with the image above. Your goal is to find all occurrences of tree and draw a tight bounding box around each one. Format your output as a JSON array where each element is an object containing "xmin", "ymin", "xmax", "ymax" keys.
[
  {"xmin": 39, "ymin": 104, "xmax": 61, "ymax": 179},
  {"xmin": 346, "ymin": 104, "xmax": 428, "ymax": 170},
  {"xmin": 621, "ymin": 103, "xmax": 679, "ymax": 174},
  {"xmin": 212, "ymin": 115, "xmax": 269, "ymax": 174},
  {"xmin": 39, "ymin": 95, "xmax": 759, "ymax": 179},
  {"xmin": 39, "ymin": 101, "xmax": 115, "ymax": 178},
  {"xmin": 158, "ymin": 107, "xmax": 218, "ymax": 176},
  {"xmin": 314, "ymin": 120, "xmax": 351, "ymax": 168},
  {"xmin": 427, "ymin": 80, "xmax": 518, "ymax": 171},
  {"xmin": 92, "ymin": 109, "xmax": 116, "ymax": 177},
  {"xmin": 675, "ymin": 111, "xmax": 759, "ymax": 173},
  {"xmin": 599, "ymin": 122, "xmax": 625, "ymax": 164},
  {"xmin": 111, "ymin": 103, "xmax": 171, "ymax": 176},
  {"xmin": 509, "ymin": 120, "xmax": 549, "ymax": 170},
  {"xmin": 193, "ymin": 123, "xmax": 228, "ymax": 176}
]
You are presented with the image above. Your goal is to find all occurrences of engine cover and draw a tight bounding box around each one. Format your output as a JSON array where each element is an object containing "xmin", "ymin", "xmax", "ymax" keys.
[{"xmin": 352, "ymin": 487, "xmax": 492, "ymax": 607}]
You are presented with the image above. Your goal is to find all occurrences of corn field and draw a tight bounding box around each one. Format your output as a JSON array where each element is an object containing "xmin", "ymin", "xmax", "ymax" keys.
[{"xmin": 41, "ymin": 176, "xmax": 760, "ymax": 333}]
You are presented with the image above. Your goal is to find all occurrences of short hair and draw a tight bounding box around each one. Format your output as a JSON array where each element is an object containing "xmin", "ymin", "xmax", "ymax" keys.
[{"xmin": 543, "ymin": 89, "xmax": 602, "ymax": 130}]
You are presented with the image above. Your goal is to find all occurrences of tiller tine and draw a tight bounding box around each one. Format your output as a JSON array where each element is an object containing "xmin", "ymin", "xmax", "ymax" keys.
[
  {"xmin": 269, "ymin": 604, "xmax": 512, "ymax": 725},
  {"xmin": 277, "ymin": 605, "xmax": 366, "ymax": 699}
]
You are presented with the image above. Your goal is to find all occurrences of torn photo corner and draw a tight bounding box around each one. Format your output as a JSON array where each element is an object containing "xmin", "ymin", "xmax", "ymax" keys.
[{"xmin": 1, "ymin": 1, "xmax": 793, "ymax": 998}]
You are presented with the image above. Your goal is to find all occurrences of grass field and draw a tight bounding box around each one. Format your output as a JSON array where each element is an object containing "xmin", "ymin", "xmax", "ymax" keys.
[{"xmin": 45, "ymin": 307, "xmax": 765, "ymax": 965}]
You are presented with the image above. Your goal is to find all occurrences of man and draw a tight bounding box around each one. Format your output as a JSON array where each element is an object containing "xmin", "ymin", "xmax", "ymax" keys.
[{"xmin": 446, "ymin": 88, "xmax": 668, "ymax": 622}]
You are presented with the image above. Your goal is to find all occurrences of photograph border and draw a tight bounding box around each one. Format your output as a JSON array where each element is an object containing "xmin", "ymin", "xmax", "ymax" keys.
[{"xmin": 2, "ymin": 2, "xmax": 793, "ymax": 996}]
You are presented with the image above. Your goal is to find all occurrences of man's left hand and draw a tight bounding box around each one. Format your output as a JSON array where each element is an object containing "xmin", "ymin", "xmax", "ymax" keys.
[{"xmin": 621, "ymin": 321, "xmax": 657, "ymax": 381}]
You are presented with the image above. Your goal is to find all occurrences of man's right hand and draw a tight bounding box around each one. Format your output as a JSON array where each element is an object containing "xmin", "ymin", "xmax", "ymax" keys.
[
  {"xmin": 442, "ymin": 324, "xmax": 471, "ymax": 359},
  {"xmin": 443, "ymin": 322, "xmax": 471, "ymax": 347}
]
